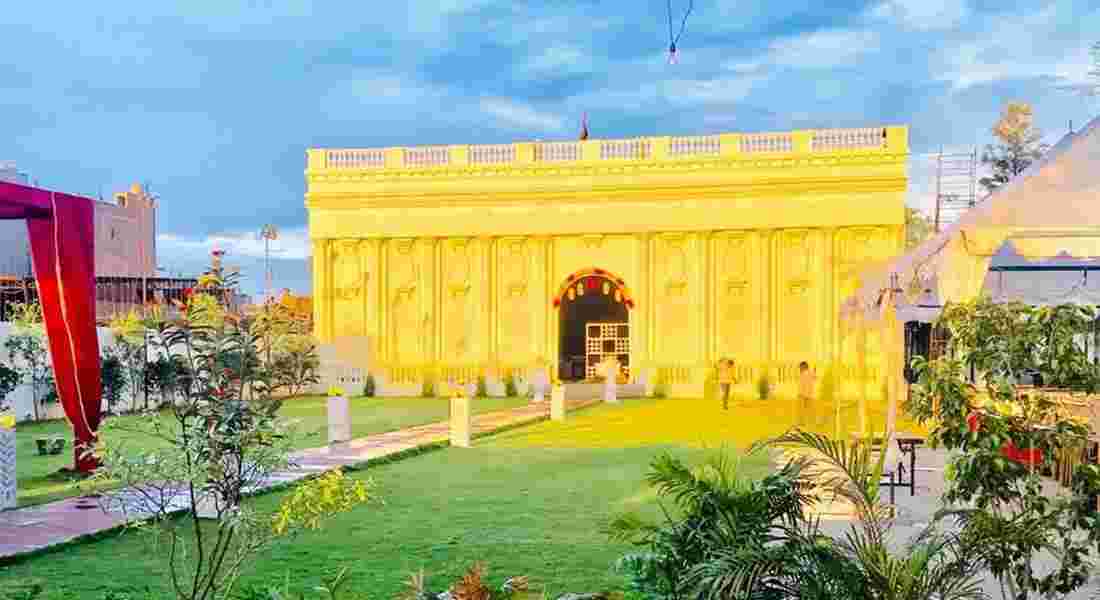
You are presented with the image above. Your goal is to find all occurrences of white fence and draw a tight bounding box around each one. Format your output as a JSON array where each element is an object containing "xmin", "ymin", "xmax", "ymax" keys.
[{"xmin": 1, "ymin": 323, "xmax": 118, "ymax": 423}]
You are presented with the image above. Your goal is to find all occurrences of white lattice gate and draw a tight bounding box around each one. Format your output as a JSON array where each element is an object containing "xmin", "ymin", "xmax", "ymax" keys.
[{"xmin": 585, "ymin": 322, "xmax": 630, "ymax": 379}]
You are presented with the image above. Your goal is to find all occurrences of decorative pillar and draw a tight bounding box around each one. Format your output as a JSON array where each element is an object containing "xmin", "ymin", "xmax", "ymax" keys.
[
  {"xmin": 0, "ymin": 424, "xmax": 14, "ymax": 509},
  {"xmin": 700, "ymin": 231, "xmax": 711, "ymax": 366},
  {"xmin": 634, "ymin": 232, "xmax": 650, "ymax": 383},
  {"xmin": 379, "ymin": 239, "xmax": 389, "ymax": 362},
  {"xmin": 434, "ymin": 238, "xmax": 443, "ymax": 364},
  {"xmin": 550, "ymin": 382, "xmax": 566, "ymax": 421},
  {"xmin": 548, "ymin": 237, "xmax": 558, "ymax": 377},
  {"xmin": 327, "ymin": 393, "xmax": 350, "ymax": 444},
  {"xmin": 311, "ymin": 239, "xmax": 326, "ymax": 341},
  {"xmin": 450, "ymin": 393, "xmax": 472, "ymax": 448}
]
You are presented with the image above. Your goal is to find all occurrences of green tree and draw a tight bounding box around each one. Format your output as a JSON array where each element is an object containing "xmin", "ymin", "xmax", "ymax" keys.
[
  {"xmin": 4, "ymin": 302, "xmax": 55, "ymax": 420},
  {"xmin": 94, "ymin": 267, "xmax": 374, "ymax": 600},
  {"xmin": 980, "ymin": 102, "xmax": 1048, "ymax": 195},
  {"xmin": 907, "ymin": 298, "xmax": 1100, "ymax": 600},
  {"xmin": 906, "ymin": 207, "xmax": 935, "ymax": 248},
  {"xmin": 0, "ymin": 360, "xmax": 21, "ymax": 414},
  {"xmin": 99, "ymin": 349, "xmax": 127, "ymax": 415}
]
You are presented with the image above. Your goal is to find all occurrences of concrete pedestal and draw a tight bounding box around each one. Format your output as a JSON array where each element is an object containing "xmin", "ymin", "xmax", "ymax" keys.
[
  {"xmin": 450, "ymin": 396, "xmax": 472, "ymax": 448},
  {"xmin": 550, "ymin": 386, "xmax": 566, "ymax": 421},
  {"xmin": 327, "ymin": 395, "xmax": 351, "ymax": 444},
  {"xmin": 604, "ymin": 383, "xmax": 619, "ymax": 404},
  {"xmin": 0, "ymin": 428, "xmax": 14, "ymax": 509}
]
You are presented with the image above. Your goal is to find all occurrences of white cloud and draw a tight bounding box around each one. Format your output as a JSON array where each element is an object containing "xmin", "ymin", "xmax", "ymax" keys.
[
  {"xmin": 666, "ymin": 76, "xmax": 761, "ymax": 105},
  {"xmin": 725, "ymin": 29, "xmax": 880, "ymax": 73},
  {"xmin": 931, "ymin": 6, "xmax": 1095, "ymax": 91},
  {"xmin": 520, "ymin": 44, "xmax": 592, "ymax": 78},
  {"xmin": 868, "ymin": 0, "xmax": 969, "ymax": 30},
  {"xmin": 158, "ymin": 226, "xmax": 311, "ymax": 263},
  {"xmin": 480, "ymin": 98, "xmax": 566, "ymax": 132}
]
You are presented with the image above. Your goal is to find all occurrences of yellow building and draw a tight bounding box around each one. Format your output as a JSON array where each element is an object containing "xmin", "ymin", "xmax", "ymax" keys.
[{"xmin": 305, "ymin": 127, "xmax": 908, "ymax": 396}]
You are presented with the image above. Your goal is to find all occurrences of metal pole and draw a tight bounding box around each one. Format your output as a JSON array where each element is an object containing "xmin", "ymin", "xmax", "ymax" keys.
[{"xmin": 933, "ymin": 148, "xmax": 943, "ymax": 233}]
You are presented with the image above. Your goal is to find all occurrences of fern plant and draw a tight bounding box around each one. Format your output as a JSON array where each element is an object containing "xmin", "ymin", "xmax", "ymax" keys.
[{"xmin": 362, "ymin": 373, "xmax": 376, "ymax": 398}]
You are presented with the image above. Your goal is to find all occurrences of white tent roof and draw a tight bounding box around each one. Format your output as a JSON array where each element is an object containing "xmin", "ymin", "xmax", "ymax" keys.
[{"xmin": 845, "ymin": 114, "xmax": 1100, "ymax": 319}]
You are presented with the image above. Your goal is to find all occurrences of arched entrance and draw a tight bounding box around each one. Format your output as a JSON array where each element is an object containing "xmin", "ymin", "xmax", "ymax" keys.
[{"xmin": 552, "ymin": 268, "xmax": 635, "ymax": 382}]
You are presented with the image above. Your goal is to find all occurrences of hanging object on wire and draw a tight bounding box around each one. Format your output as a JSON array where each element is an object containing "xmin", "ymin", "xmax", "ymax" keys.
[{"xmin": 666, "ymin": 0, "xmax": 694, "ymax": 64}]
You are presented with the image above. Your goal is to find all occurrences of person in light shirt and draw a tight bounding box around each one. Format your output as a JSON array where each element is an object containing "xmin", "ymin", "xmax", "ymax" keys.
[{"xmin": 798, "ymin": 361, "xmax": 817, "ymax": 427}]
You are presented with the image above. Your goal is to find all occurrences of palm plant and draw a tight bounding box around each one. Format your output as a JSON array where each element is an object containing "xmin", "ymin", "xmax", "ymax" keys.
[
  {"xmin": 611, "ymin": 434, "xmax": 990, "ymax": 600},
  {"xmin": 755, "ymin": 430, "xmax": 989, "ymax": 600}
]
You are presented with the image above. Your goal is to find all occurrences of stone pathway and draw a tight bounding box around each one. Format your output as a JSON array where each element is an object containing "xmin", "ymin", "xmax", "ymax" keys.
[{"xmin": 0, "ymin": 397, "xmax": 601, "ymax": 561}]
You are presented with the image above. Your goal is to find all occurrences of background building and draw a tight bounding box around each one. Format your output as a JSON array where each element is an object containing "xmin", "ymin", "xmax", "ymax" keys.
[
  {"xmin": 0, "ymin": 178, "xmax": 194, "ymax": 323},
  {"xmin": 306, "ymin": 126, "xmax": 909, "ymax": 396}
]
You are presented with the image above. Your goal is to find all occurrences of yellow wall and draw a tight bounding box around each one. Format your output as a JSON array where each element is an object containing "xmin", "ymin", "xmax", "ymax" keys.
[{"xmin": 305, "ymin": 128, "xmax": 908, "ymax": 389}]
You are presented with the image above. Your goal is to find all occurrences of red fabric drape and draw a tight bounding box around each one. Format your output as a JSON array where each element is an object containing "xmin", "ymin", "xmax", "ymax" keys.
[
  {"xmin": 0, "ymin": 182, "xmax": 102, "ymax": 472},
  {"xmin": 26, "ymin": 192, "xmax": 101, "ymax": 471}
]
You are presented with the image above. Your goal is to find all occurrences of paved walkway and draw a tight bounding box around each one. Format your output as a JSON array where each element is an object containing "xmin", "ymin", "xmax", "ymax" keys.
[{"xmin": 0, "ymin": 397, "xmax": 600, "ymax": 561}]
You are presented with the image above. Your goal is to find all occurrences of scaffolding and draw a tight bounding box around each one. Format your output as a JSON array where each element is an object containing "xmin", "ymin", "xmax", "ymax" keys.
[{"xmin": 932, "ymin": 149, "xmax": 979, "ymax": 232}]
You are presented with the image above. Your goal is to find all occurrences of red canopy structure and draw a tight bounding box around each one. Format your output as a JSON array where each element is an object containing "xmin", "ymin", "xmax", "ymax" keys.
[{"xmin": 0, "ymin": 180, "xmax": 101, "ymax": 472}]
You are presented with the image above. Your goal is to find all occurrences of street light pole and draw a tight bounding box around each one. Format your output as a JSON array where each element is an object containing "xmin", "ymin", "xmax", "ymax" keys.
[{"xmin": 259, "ymin": 224, "xmax": 279, "ymax": 303}]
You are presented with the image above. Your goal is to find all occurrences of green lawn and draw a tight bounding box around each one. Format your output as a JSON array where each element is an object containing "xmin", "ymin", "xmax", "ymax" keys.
[
  {"xmin": 0, "ymin": 397, "xmax": 772, "ymax": 599},
  {"xmin": 14, "ymin": 394, "xmax": 530, "ymax": 508}
]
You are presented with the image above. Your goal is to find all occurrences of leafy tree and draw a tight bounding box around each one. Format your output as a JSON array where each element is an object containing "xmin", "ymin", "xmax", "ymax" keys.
[
  {"xmin": 93, "ymin": 265, "xmax": 375, "ymax": 600},
  {"xmin": 906, "ymin": 207, "xmax": 935, "ymax": 249},
  {"xmin": 907, "ymin": 298, "xmax": 1100, "ymax": 600},
  {"xmin": 108, "ymin": 310, "xmax": 149, "ymax": 411},
  {"xmin": 4, "ymin": 302, "xmax": 55, "ymax": 420},
  {"xmin": 99, "ymin": 349, "xmax": 127, "ymax": 415},
  {"xmin": 0, "ymin": 360, "xmax": 20, "ymax": 414},
  {"xmin": 145, "ymin": 354, "xmax": 180, "ymax": 409},
  {"xmin": 980, "ymin": 102, "xmax": 1048, "ymax": 195}
]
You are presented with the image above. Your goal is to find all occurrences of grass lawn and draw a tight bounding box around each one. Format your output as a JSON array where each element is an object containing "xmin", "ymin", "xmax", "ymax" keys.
[
  {"xmin": 13, "ymin": 394, "xmax": 529, "ymax": 508},
  {"xmin": 0, "ymin": 396, "xmax": 809, "ymax": 599}
]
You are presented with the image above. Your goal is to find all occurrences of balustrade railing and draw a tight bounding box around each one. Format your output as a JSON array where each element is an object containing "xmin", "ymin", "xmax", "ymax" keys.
[
  {"xmin": 325, "ymin": 149, "xmax": 386, "ymax": 169},
  {"xmin": 313, "ymin": 127, "xmax": 903, "ymax": 170},
  {"xmin": 739, "ymin": 133, "xmax": 794, "ymax": 154},
  {"xmin": 811, "ymin": 128, "xmax": 887, "ymax": 151},
  {"xmin": 669, "ymin": 135, "xmax": 721, "ymax": 157},
  {"xmin": 534, "ymin": 141, "xmax": 581, "ymax": 162},
  {"xmin": 403, "ymin": 146, "xmax": 450, "ymax": 168},
  {"xmin": 468, "ymin": 144, "xmax": 516, "ymax": 165},
  {"xmin": 600, "ymin": 139, "xmax": 651, "ymax": 160}
]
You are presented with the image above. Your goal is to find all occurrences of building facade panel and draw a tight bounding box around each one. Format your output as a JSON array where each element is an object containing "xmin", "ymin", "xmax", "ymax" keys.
[{"xmin": 306, "ymin": 128, "xmax": 909, "ymax": 391}]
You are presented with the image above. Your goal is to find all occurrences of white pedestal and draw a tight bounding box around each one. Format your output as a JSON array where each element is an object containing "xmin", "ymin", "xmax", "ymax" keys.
[
  {"xmin": 450, "ymin": 396, "xmax": 471, "ymax": 448},
  {"xmin": 327, "ymin": 395, "xmax": 351, "ymax": 444},
  {"xmin": 604, "ymin": 383, "xmax": 619, "ymax": 404},
  {"xmin": 550, "ymin": 386, "xmax": 566, "ymax": 421},
  {"xmin": 0, "ymin": 428, "xmax": 14, "ymax": 509}
]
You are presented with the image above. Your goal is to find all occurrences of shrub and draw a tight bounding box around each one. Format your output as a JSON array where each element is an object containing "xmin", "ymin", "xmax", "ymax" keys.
[
  {"xmin": 363, "ymin": 373, "xmax": 376, "ymax": 397},
  {"xmin": 421, "ymin": 373, "xmax": 436, "ymax": 398},
  {"xmin": 99, "ymin": 351, "xmax": 127, "ymax": 414},
  {"xmin": 504, "ymin": 373, "xmax": 518, "ymax": 397},
  {"xmin": 652, "ymin": 371, "xmax": 667, "ymax": 399},
  {"xmin": 756, "ymin": 374, "xmax": 771, "ymax": 400},
  {"xmin": 476, "ymin": 375, "xmax": 488, "ymax": 398},
  {"xmin": 0, "ymin": 360, "xmax": 20, "ymax": 414}
]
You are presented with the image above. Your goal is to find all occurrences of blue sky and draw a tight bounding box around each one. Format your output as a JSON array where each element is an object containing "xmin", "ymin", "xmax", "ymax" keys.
[{"xmin": 1, "ymin": 0, "xmax": 1097, "ymax": 297}]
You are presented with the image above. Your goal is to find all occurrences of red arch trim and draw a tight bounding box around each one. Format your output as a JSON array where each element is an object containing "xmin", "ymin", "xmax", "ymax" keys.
[{"xmin": 551, "ymin": 267, "xmax": 635, "ymax": 309}]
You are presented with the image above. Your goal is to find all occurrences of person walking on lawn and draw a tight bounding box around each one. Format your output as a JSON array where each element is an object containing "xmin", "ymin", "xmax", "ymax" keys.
[{"xmin": 718, "ymin": 358, "xmax": 735, "ymax": 410}]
